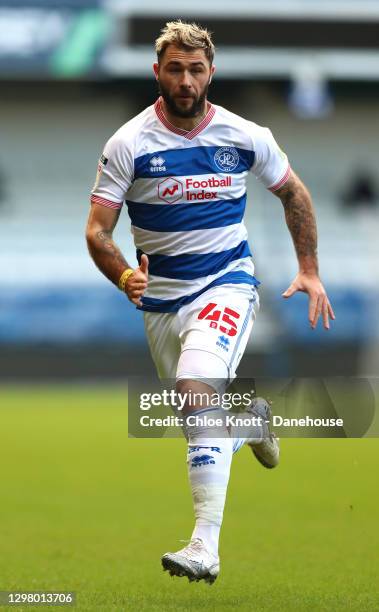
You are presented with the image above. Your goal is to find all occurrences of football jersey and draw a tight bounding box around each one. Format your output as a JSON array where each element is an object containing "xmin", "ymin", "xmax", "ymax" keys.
[{"xmin": 91, "ymin": 97, "xmax": 290, "ymax": 312}]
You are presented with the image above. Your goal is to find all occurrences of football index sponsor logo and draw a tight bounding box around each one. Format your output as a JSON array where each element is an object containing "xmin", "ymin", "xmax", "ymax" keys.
[
  {"xmin": 186, "ymin": 176, "xmax": 231, "ymax": 201},
  {"xmin": 150, "ymin": 155, "xmax": 166, "ymax": 173},
  {"xmin": 157, "ymin": 175, "xmax": 232, "ymax": 203},
  {"xmin": 214, "ymin": 146, "xmax": 239, "ymax": 172},
  {"xmin": 158, "ymin": 177, "xmax": 183, "ymax": 203}
]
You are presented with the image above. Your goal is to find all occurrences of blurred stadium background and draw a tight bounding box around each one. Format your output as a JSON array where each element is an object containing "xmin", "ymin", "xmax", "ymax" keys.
[{"xmin": 0, "ymin": 0, "xmax": 378, "ymax": 380}]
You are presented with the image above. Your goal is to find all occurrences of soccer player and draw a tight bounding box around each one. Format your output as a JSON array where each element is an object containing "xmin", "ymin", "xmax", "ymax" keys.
[{"xmin": 86, "ymin": 21, "xmax": 335, "ymax": 584}]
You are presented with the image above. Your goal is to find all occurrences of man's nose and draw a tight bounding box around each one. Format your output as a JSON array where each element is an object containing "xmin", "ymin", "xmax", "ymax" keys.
[{"xmin": 179, "ymin": 71, "xmax": 192, "ymax": 88}]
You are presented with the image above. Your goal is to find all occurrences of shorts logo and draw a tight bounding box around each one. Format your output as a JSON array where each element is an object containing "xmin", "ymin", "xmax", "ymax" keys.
[
  {"xmin": 191, "ymin": 454, "xmax": 215, "ymax": 468},
  {"xmin": 216, "ymin": 335, "xmax": 230, "ymax": 352},
  {"xmin": 150, "ymin": 156, "xmax": 166, "ymax": 172},
  {"xmin": 214, "ymin": 147, "xmax": 239, "ymax": 172},
  {"xmin": 100, "ymin": 154, "xmax": 108, "ymax": 165},
  {"xmin": 158, "ymin": 177, "xmax": 183, "ymax": 203}
]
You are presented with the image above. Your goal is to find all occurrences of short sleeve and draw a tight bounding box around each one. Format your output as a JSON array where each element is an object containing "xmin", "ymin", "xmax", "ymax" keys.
[
  {"xmin": 90, "ymin": 133, "xmax": 134, "ymax": 209},
  {"xmin": 249, "ymin": 123, "xmax": 291, "ymax": 192}
]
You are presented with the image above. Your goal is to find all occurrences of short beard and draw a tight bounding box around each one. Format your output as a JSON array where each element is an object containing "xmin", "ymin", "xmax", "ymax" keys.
[{"xmin": 158, "ymin": 81, "xmax": 209, "ymax": 118}]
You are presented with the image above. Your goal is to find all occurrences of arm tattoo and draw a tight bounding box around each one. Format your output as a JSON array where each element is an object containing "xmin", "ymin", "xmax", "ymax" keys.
[
  {"xmin": 87, "ymin": 229, "xmax": 129, "ymax": 286},
  {"xmin": 275, "ymin": 174, "xmax": 319, "ymax": 273},
  {"xmin": 96, "ymin": 230, "xmax": 128, "ymax": 268}
]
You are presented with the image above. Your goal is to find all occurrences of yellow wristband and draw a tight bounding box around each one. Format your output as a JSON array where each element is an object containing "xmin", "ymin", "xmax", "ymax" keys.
[{"xmin": 118, "ymin": 268, "xmax": 134, "ymax": 292}]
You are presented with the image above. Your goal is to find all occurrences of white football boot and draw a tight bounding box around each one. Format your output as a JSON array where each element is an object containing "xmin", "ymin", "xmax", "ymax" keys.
[
  {"xmin": 162, "ymin": 538, "xmax": 220, "ymax": 584},
  {"xmin": 247, "ymin": 397, "xmax": 280, "ymax": 469}
]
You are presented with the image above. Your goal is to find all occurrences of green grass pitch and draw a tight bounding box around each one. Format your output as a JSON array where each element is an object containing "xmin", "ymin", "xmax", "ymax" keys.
[{"xmin": 0, "ymin": 386, "xmax": 378, "ymax": 611}]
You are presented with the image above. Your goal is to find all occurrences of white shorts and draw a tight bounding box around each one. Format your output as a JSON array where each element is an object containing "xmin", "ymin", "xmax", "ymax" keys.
[{"xmin": 144, "ymin": 283, "xmax": 259, "ymax": 384}]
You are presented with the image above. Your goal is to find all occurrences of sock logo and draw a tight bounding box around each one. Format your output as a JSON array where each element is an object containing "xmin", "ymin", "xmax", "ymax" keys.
[
  {"xmin": 191, "ymin": 454, "xmax": 216, "ymax": 467},
  {"xmin": 189, "ymin": 446, "xmax": 221, "ymax": 454}
]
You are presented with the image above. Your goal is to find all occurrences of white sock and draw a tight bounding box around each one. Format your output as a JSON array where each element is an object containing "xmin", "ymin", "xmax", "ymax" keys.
[
  {"xmin": 186, "ymin": 408, "xmax": 233, "ymax": 559},
  {"xmin": 191, "ymin": 523, "xmax": 220, "ymax": 558}
]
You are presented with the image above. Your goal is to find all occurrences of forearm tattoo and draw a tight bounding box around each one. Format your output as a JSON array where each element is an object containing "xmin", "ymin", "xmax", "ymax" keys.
[
  {"xmin": 87, "ymin": 229, "xmax": 128, "ymax": 285},
  {"xmin": 96, "ymin": 230, "xmax": 127, "ymax": 266},
  {"xmin": 275, "ymin": 175, "xmax": 318, "ymax": 270}
]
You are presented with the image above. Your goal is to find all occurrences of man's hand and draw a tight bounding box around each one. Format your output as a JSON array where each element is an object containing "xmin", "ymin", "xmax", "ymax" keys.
[
  {"xmin": 125, "ymin": 254, "xmax": 149, "ymax": 307},
  {"xmin": 282, "ymin": 272, "xmax": 335, "ymax": 330},
  {"xmin": 273, "ymin": 170, "xmax": 335, "ymax": 331}
]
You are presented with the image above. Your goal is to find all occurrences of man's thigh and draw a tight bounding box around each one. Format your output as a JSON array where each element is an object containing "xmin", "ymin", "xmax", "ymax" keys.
[
  {"xmin": 144, "ymin": 311, "xmax": 181, "ymax": 380},
  {"xmin": 176, "ymin": 283, "xmax": 259, "ymax": 384}
]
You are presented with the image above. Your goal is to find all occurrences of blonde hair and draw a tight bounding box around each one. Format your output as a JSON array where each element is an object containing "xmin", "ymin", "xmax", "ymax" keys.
[{"xmin": 155, "ymin": 20, "xmax": 215, "ymax": 65}]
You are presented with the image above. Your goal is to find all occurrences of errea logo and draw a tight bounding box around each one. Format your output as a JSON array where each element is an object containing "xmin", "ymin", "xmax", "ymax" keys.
[
  {"xmin": 191, "ymin": 454, "xmax": 215, "ymax": 468},
  {"xmin": 150, "ymin": 156, "xmax": 166, "ymax": 173},
  {"xmin": 216, "ymin": 335, "xmax": 230, "ymax": 352}
]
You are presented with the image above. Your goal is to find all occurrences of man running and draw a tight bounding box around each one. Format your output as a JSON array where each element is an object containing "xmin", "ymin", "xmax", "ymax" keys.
[{"xmin": 86, "ymin": 20, "xmax": 334, "ymax": 584}]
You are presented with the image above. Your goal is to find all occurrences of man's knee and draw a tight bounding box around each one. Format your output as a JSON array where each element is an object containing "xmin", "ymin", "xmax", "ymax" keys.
[
  {"xmin": 176, "ymin": 348, "xmax": 228, "ymax": 384},
  {"xmin": 175, "ymin": 378, "xmax": 215, "ymax": 412},
  {"xmin": 176, "ymin": 349, "xmax": 229, "ymax": 412}
]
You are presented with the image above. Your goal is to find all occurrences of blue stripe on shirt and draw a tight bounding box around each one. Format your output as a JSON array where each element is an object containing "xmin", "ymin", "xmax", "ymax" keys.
[
  {"xmin": 136, "ymin": 240, "xmax": 251, "ymax": 280},
  {"xmin": 134, "ymin": 146, "xmax": 255, "ymax": 179},
  {"xmin": 137, "ymin": 271, "xmax": 260, "ymax": 313},
  {"xmin": 127, "ymin": 194, "xmax": 246, "ymax": 232}
]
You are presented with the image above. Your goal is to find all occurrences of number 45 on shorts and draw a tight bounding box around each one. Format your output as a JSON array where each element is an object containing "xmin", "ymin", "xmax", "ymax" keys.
[{"xmin": 197, "ymin": 302, "xmax": 240, "ymax": 337}]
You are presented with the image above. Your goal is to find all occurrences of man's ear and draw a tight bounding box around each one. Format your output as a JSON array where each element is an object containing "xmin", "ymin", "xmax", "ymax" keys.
[
  {"xmin": 209, "ymin": 65, "xmax": 215, "ymax": 84},
  {"xmin": 153, "ymin": 62, "xmax": 159, "ymax": 81}
]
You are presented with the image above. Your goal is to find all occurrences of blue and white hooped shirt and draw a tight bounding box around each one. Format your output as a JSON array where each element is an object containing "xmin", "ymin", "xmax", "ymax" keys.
[{"xmin": 91, "ymin": 97, "xmax": 291, "ymax": 312}]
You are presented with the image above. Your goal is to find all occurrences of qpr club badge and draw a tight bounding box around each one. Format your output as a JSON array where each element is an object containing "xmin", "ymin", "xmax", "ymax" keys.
[{"xmin": 214, "ymin": 146, "xmax": 239, "ymax": 172}]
